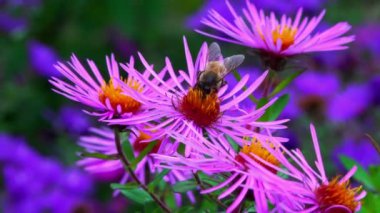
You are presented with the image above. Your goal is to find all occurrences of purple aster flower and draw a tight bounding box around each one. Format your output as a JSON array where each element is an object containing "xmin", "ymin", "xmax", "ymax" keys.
[
  {"xmin": 107, "ymin": 28, "xmax": 138, "ymax": 59},
  {"xmin": 57, "ymin": 106, "xmax": 91, "ymax": 135},
  {"xmin": 50, "ymin": 55, "xmax": 157, "ymax": 120},
  {"xmin": 1, "ymin": 0, "xmax": 41, "ymax": 7},
  {"xmin": 198, "ymin": 1, "xmax": 353, "ymax": 69},
  {"xmin": 334, "ymin": 138, "xmax": 380, "ymax": 169},
  {"xmin": 186, "ymin": 0, "xmax": 245, "ymax": 29},
  {"xmin": 370, "ymin": 75, "xmax": 380, "ymax": 105},
  {"xmin": 327, "ymin": 84, "xmax": 372, "ymax": 123},
  {"xmin": 186, "ymin": 0, "xmax": 326, "ymax": 29},
  {"xmin": 293, "ymin": 71, "xmax": 340, "ymax": 97},
  {"xmin": 252, "ymin": 0, "xmax": 327, "ymax": 15},
  {"xmin": 355, "ymin": 24, "xmax": 380, "ymax": 57},
  {"xmin": 28, "ymin": 40, "xmax": 62, "ymax": 78},
  {"xmin": 109, "ymin": 37, "xmax": 288, "ymax": 155},
  {"xmin": 0, "ymin": 134, "xmax": 39, "ymax": 165},
  {"xmin": 282, "ymin": 71, "xmax": 340, "ymax": 119},
  {"xmin": 77, "ymin": 127, "xmax": 195, "ymax": 203},
  {"xmin": 153, "ymin": 127, "xmax": 287, "ymax": 213},
  {"xmin": 0, "ymin": 12, "xmax": 27, "ymax": 34},
  {"xmin": 282, "ymin": 72, "xmax": 371, "ymax": 122},
  {"xmin": 241, "ymin": 124, "xmax": 366, "ymax": 212},
  {"xmin": 0, "ymin": 133, "xmax": 93, "ymax": 213}
]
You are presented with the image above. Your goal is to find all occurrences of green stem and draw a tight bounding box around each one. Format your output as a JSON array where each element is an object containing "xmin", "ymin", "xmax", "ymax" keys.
[
  {"xmin": 262, "ymin": 69, "xmax": 276, "ymax": 99},
  {"xmin": 113, "ymin": 127, "xmax": 171, "ymax": 213},
  {"xmin": 193, "ymin": 172, "xmax": 227, "ymax": 210},
  {"xmin": 366, "ymin": 134, "xmax": 380, "ymax": 156}
]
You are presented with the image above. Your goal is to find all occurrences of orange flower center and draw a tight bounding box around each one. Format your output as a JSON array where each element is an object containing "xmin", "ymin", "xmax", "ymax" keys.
[
  {"xmin": 315, "ymin": 176, "xmax": 362, "ymax": 212},
  {"xmin": 272, "ymin": 26, "xmax": 297, "ymax": 51},
  {"xmin": 133, "ymin": 131, "xmax": 161, "ymax": 153},
  {"xmin": 178, "ymin": 88, "xmax": 220, "ymax": 128},
  {"xmin": 235, "ymin": 138, "xmax": 280, "ymax": 173},
  {"xmin": 98, "ymin": 78, "xmax": 142, "ymax": 115}
]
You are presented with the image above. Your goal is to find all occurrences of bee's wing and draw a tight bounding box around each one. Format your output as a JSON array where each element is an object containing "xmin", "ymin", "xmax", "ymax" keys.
[
  {"xmin": 208, "ymin": 42, "xmax": 223, "ymax": 62},
  {"xmin": 222, "ymin": 54, "xmax": 245, "ymax": 76}
]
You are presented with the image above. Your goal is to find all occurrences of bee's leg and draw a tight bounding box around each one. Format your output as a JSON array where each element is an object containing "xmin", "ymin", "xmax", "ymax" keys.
[
  {"xmin": 221, "ymin": 79, "xmax": 227, "ymax": 87},
  {"xmin": 197, "ymin": 71, "xmax": 203, "ymax": 80},
  {"xmin": 194, "ymin": 71, "xmax": 203, "ymax": 90}
]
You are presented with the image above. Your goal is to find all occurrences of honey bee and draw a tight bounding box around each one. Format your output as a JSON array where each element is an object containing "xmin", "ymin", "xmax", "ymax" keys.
[{"xmin": 195, "ymin": 42, "xmax": 245, "ymax": 95}]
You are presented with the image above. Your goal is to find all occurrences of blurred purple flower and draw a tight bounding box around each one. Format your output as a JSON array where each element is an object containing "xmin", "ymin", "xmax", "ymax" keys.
[
  {"xmin": 0, "ymin": 12, "xmax": 27, "ymax": 33},
  {"xmin": 0, "ymin": 134, "xmax": 39, "ymax": 165},
  {"xmin": 187, "ymin": 0, "xmax": 326, "ymax": 29},
  {"xmin": 58, "ymin": 106, "xmax": 91, "ymax": 135},
  {"xmin": 186, "ymin": 0, "xmax": 243, "ymax": 29},
  {"xmin": 107, "ymin": 28, "xmax": 138, "ymax": 59},
  {"xmin": 370, "ymin": 75, "xmax": 380, "ymax": 105},
  {"xmin": 334, "ymin": 138, "xmax": 380, "ymax": 169},
  {"xmin": 282, "ymin": 72, "xmax": 371, "ymax": 123},
  {"xmin": 282, "ymin": 71, "xmax": 340, "ymax": 118},
  {"xmin": 0, "ymin": 133, "xmax": 93, "ymax": 213},
  {"xmin": 327, "ymin": 84, "xmax": 372, "ymax": 123},
  {"xmin": 59, "ymin": 168, "xmax": 93, "ymax": 196},
  {"xmin": 0, "ymin": 0, "xmax": 41, "ymax": 7},
  {"xmin": 28, "ymin": 40, "xmax": 62, "ymax": 78},
  {"xmin": 294, "ymin": 71, "xmax": 340, "ymax": 96},
  {"xmin": 254, "ymin": 0, "xmax": 326, "ymax": 14},
  {"xmin": 355, "ymin": 24, "xmax": 380, "ymax": 57}
]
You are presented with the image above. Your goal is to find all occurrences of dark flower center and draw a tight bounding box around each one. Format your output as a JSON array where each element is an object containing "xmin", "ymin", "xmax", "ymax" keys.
[
  {"xmin": 178, "ymin": 88, "xmax": 220, "ymax": 128},
  {"xmin": 315, "ymin": 176, "xmax": 362, "ymax": 212}
]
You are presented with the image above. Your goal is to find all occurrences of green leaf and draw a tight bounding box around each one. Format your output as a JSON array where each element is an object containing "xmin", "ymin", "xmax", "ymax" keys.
[
  {"xmin": 110, "ymin": 182, "xmax": 139, "ymax": 190},
  {"xmin": 143, "ymin": 202, "xmax": 161, "ymax": 213},
  {"xmin": 120, "ymin": 188, "xmax": 153, "ymax": 204},
  {"xmin": 112, "ymin": 182, "xmax": 153, "ymax": 205},
  {"xmin": 120, "ymin": 131, "xmax": 134, "ymax": 161},
  {"xmin": 269, "ymin": 69, "xmax": 304, "ymax": 98},
  {"xmin": 78, "ymin": 152, "xmax": 119, "ymax": 160},
  {"xmin": 258, "ymin": 94, "xmax": 289, "ymax": 121},
  {"xmin": 197, "ymin": 172, "xmax": 223, "ymax": 187},
  {"xmin": 256, "ymin": 97, "xmax": 269, "ymax": 109},
  {"xmin": 225, "ymin": 135, "xmax": 239, "ymax": 152},
  {"xmin": 360, "ymin": 193, "xmax": 380, "ymax": 213},
  {"xmin": 130, "ymin": 140, "xmax": 158, "ymax": 169},
  {"xmin": 368, "ymin": 165, "xmax": 380, "ymax": 190},
  {"xmin": 148, "ymin": 169, "xmax": 170, "ymax": 191},
  {"xmin": 172, "ymin": 180, "xmax": 197, "ymax": 193},
  {"xmin": 164, "ymin": 189, "xmax": 177, "ymax": 210},
  {"xmin": 245, "ymin": 203, "xmax": 256, "ymax": 213},
  {"xmin": 339, "ymin": 155, "xmax": 376, "ymax": 190},
  {"xmin": 175, "ymin": 206, "xmax": 195, "ymax": 213},
  {"xmin": 200, "ymin": 198, "xmax": 218, "ymax": 212}
]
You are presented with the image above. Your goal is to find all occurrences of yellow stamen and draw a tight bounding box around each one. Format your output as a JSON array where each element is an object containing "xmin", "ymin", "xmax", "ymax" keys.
[
  {"xmin": 272, "ymin": 26, "xmax": 297, "ymax": 51},
  {"xmin": 237, "ymin": 138, "xmax": 280, "ymax": 173},
  {"xmin": 98, "ymin": 77, "xmax": 142, "ymax": 114},
  {"xmin": 315, "ymin": 176, "xmax": 362, "ymax": 212},
  {"xmin": 179, "ymin": 88, "xmax": 220, "ymax": 128}
]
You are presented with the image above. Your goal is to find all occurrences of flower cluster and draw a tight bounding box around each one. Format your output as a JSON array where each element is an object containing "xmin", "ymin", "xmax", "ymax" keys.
[
  {"xmin": 0, "ymin": 134, "xmax": 93, "ymax": 212},
  {"xmin": 47, "ymin": 1, "xmax": 368, "ymax": 213}
]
